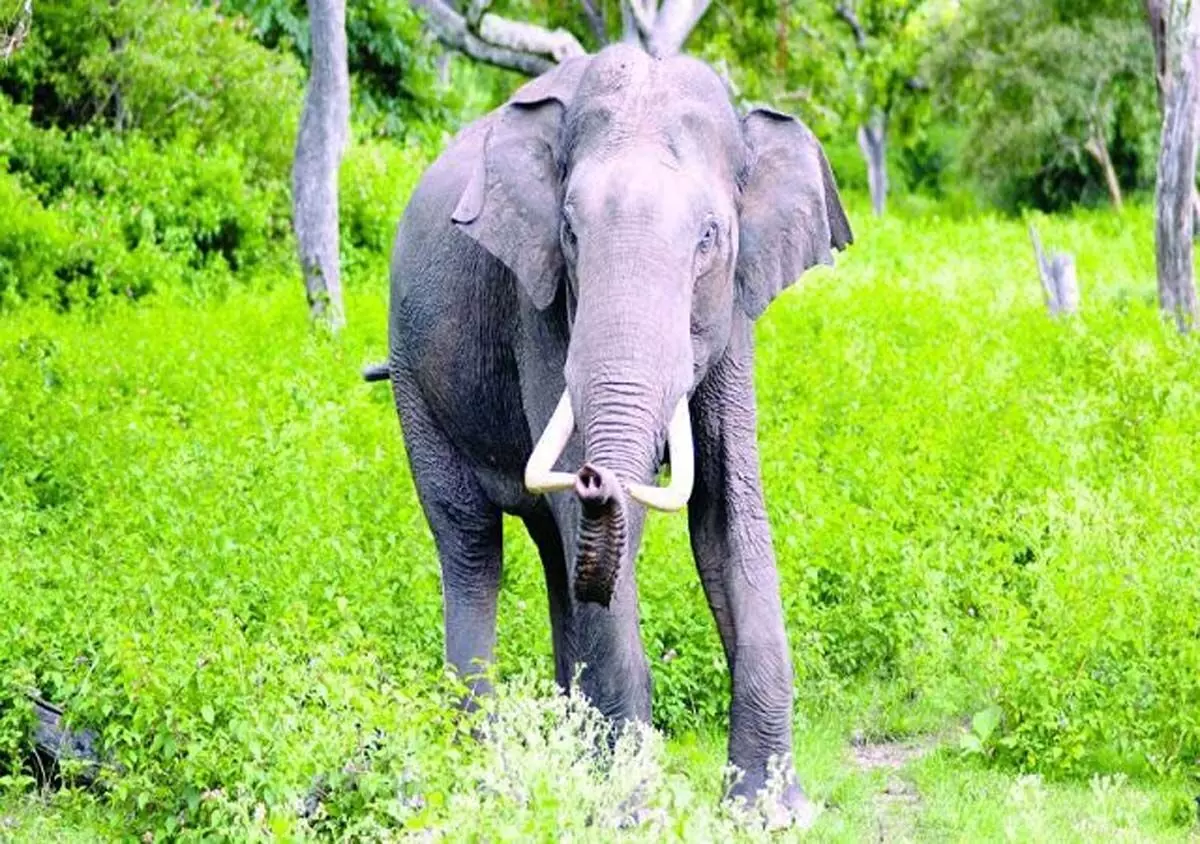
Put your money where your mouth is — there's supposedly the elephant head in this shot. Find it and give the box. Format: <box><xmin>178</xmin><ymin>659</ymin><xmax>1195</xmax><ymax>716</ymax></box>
<box><xmin>452</xmin><ymin>45</ymin><xmax>851</xmax><ymax>607</ymax></box>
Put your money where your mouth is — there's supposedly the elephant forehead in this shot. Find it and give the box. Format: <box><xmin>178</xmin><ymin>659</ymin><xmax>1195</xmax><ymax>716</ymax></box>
<box><xmin>563</xmin><ymin>89</ymin><xmax>741</xmax><ymax>180</ymax></box>
<box><xmin>570</xmin><ymin>155</ymin><xmax>704</xmax><ymax>224</ymax></box>
<box><xmin>574</xmin><ymin>43</ymin><xmax>656</xmax><ymax>101</ymax></box>
<box><xmin>563</xmin><ymin>47</ymin><xmax>739</xmax><ymax>166</ymax></box>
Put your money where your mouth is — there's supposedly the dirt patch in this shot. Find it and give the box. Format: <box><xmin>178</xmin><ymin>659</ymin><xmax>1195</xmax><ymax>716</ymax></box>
<box><xmin>850</xmin><ymin>735</ymin><xmax>940</xmax><ymax>772</ymax></box>
<box><xmin>848</xmin><ymin>734</ymin><xmax>947</xmax><ymax>842</ymax></box>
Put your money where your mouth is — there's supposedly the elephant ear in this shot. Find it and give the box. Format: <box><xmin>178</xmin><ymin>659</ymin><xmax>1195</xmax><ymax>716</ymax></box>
<box><xmin>735</xmin><ymin>107</ymin><xmax>853</xmax><ymax>319</ymax></box>
<box><xmin>452</xmin><ymin>58</ymin><xmax>590</xmax><ymax>310</ymax></box>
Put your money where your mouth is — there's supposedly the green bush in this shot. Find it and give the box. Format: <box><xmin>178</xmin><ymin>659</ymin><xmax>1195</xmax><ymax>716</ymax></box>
<box><xmin>0</xmin><ymin>0</ymin><xmax>302</xmax><ymax>172</ymax></box>
<box><xmin>0</xmin><ymin>99</ymin><xmax>296</xmax><ymax>308</ymax></box>
<box><xmin>339</xmin><ymin>137</ymin><xmax>429</xmax><ymax>256</ymax></box>
<box><xmin>0</xmin><ymin>0</ymin><xmax>310</xmax><ymax>310</ymax></box>
<box><xmin>3</xmin><ymin>202</ymin><xmax>1199</xmax><ymax>837</ymax></box>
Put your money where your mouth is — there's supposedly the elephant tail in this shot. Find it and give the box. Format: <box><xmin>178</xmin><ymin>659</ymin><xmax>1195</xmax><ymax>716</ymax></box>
<box><xmin>362</xmin><ymin>362</ymin><xmax>391</xmax><ymax>383</ymax></box>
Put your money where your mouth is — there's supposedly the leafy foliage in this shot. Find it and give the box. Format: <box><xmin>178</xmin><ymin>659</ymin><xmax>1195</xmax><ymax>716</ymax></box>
<box><xmin>0</xmin><ymin>0</ymin><xmax>303</xmax><ymax>167</ymax></box>
<box><xmin>0</xmin><ymin>99</ymin><xmax>291</xmax><ymax>308</ymax></box>
<box><xmin>927</xmin><ymin>0</ymin><xmax>1157</xmax><ymax>210</ymax></box>
<box><xmin>215</xmin><ymin>0</ymin><xmax>509</xmax><ymax>139</ymax></box>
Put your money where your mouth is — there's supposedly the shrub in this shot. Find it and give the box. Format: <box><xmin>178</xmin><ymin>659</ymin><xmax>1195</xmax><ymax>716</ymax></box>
<box><xmin>0</xmin><ymin>99</ymin><xmax>293</xmax><ymax>308</ymax></box>
<box><xmin>0</xmin><ymin>0</ymin><xmax>302</xmax><ymax>174</ymax></box>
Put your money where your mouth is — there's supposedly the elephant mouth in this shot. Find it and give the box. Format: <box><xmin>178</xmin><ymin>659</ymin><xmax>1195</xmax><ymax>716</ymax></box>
<box><xmin>523</xmin><ymin>389</ymin><xmax>694</xmax><ymax>607</ymax></box>
<box><xmin>523</xmin><ymin>390</ymin><xmax>694</xmax><ymax>512</ymax></box>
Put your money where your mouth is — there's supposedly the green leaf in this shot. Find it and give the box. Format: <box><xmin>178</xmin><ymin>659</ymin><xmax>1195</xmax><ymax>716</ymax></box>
<box><xmin>971</xmin><ymin>705</ymin><xmax>1003</xmax><ymax>743</ymax></box>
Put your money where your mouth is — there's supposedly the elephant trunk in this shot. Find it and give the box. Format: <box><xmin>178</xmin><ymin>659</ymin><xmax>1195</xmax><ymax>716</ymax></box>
<box><xmin>572</xmin><ymin>387</ymin><xmax>652</xmax><ymax>609</ymax></box>
<box><xmin>524</xmin><ymin>250</ymin><xmax>697</xmax><ymax>607</ymax></box>
<box><xmin>573</xmin><ymin>464</ymin><xmax>627</xmax><ymax>607</ymax></box>
<box><xmin>523</xmin><ymin>386</ymin><xmax>695</xmax><ymax>607</ymax></box>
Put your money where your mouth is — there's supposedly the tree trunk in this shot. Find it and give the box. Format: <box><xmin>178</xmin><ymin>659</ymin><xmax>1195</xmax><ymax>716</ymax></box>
<box><xmin>1155</xmin><ymin>0</ymin><xmax>1200</xmax><ymax>332</ymax></box>
<box><xmin>858</xmin><ymin>111</ymin><xmax>888</xmax><ymax>217</ymax></box>
<box><xmin>293</xmin><ymin>0</ymin><xmax>350</xmax><ymax>331</ymax></box>
<box><xmin>1085</xmin><ymin>134</ymin><xmax>1124</xmax><ymax>211</ymax></box>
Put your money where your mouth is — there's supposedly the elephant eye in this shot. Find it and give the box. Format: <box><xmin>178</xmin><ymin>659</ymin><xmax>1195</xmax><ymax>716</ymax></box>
<box><xmin>697</xmin><ymin>220</ymin><xmax>719</xmax><ymax>255</ymax></box>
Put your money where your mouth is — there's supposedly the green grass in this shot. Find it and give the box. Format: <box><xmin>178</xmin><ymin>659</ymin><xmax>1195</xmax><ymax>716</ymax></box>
<box><xmin>2</xmin><ymin>200</ymin><xmax>1200</xmax><ymax>839</ymax></box>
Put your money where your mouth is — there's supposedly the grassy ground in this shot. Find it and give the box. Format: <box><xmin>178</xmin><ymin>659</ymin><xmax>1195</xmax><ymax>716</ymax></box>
<box><xmin>2</xmin><ymin>724</ymin><xmax>1195</xmax><ymax>841</ymax></box>
<box><xmin>2</xmin><ymin>200</ymin><xmax>1200</xmax><ymax>839</ymax></box>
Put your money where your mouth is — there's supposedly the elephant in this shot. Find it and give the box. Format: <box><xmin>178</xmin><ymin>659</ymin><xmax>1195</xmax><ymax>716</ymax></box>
<box><xmin>368</xmin><ymin>43</ymin><xmax>852</xmax><ymax>821</ymax></box>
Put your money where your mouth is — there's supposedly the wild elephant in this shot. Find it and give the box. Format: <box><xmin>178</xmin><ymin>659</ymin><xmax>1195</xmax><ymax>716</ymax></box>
<box><xmin>367</xmin><ymin>43</ymin><xmax>852</xmax><ymax>822</ymax></box>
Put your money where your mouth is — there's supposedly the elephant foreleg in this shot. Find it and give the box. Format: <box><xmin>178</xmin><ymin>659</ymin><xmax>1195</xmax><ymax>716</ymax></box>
<box><xmin>687</xmin><ymin>317</ymin><xmax>812</xmax><ymax>823</ymax></box>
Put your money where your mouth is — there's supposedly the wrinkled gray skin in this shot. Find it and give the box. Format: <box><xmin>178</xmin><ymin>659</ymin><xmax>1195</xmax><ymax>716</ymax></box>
<box><xmin>386</xmin><ymin>44</ymin><xmax>851</xmax><ymax>818</ymax></box>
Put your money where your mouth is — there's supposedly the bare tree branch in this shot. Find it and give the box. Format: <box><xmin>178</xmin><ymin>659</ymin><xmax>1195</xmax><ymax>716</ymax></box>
<box><xmin>479</xmin><ymin>14</ymin><xmax>585</xmax><ymax>61</ymax></box>
<box><xmin>416</xmin><ymin>0</ymin><xmax>705</xmax><ymax>75</ymax></box>
<box><xmin>646</xmin><ymin>0</ymin><xmax>710</xmax><ymax>56</ymax></box>
<box><xmin>623</xmin><ymin>0</ymin><xmax>657</xmax><ymax>42</ymax></box>
<box><xmin>1084</xmin><ymin>132</ymin><xmax>1123</xmax><ymax>210</ymax></box>
<box><xmin>619</xmin><ymin>0</ymin><xmax>641</xmax><ymax>43</ymax></box>
<box><xmin>0</xmin><ymin>0</ymin><xmax>32</xmax><ymax>61</ymax></box>
<box><xmin>411</xmin><ymin>0</ymin><xmax>583</xmax><ymax>75</ymax></box>
<box><xmin>834</xmin><ymin>1</ymin><xmax>866</xmax><ymax>51</ymax></box>
<box><xmin>579</xmin><ymin>0</ymin><xmax>608</xmax><ymax>45</ymax></box>
<box><xmin>464</xmin><ymin>0</ymin><xmax>490</xmax><ymax>27</ymax></box>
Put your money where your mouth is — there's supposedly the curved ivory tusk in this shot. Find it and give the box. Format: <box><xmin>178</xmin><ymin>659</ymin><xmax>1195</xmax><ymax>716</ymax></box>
<box><xmin>627</xmin><ymin>398</ymin><xmax>694</xmax><ymax>512</ymax></box>
<box><xmin>525</xmin><ymin>390</ymin><xmax>578</xmax><ymax>494</ymax></box>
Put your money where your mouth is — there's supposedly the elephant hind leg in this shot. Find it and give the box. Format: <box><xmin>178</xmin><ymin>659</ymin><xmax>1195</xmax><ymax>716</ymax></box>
<box><xmin>521</xmin><ymin>505</ymin><xmax>573</xmax><ymax>691</ymax></box>
<box><xmin>523</xmin><ymin>502</ymin><xmax>651</xmax><ymax>728</ymax></box>
<box><xmin>392</xmin><ymin>375</ymin><xmax>503</xmax><ymax>705</ymax></box>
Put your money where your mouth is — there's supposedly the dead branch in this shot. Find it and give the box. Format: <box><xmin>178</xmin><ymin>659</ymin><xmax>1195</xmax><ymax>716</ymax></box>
<box><xmin>646</xmin><ymin>0</ymin><xmax>710</xmax><ymax>56</ymax></box>
<box><xmin>579</xmin><ymin>0</ymin><xmax>608</xmax><ymax>45</ymax></box>
<box><xmin>624</xmin><ymin>0</ymin><xmax>657</xmax><ymax>43</ymax></box>
<box><xmin>417</xmin><ymin>0</ymin><xmax>706</xmax><ymax>75</ymax></box>
<box><xmin>410</xmin><ymin>0</ymin><xmax>583</xmax><ymax>75</ymax></box>
<box><xmin>0</xmin><ymin>0</ymin><xmax>32</xmax><ymax>61</ymax></box>
<box><xmin>834</xmin><ymin>1</ymin><xmax>866</xmax><ymax>51</ymax></box>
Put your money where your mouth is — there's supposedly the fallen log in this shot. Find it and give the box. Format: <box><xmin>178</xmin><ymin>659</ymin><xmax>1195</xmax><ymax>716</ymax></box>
<box><xmin>28</xmin><ymin>696</ymin><xmax>101</xmax><ymax>786</ymax></box>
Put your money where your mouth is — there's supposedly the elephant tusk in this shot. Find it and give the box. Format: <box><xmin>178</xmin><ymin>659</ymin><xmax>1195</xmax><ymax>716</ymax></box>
<box><xmin>525</xmin><ymin>390</ymin><xmax>578</xmax><ymax>494</ymax></box>
<box><xmin>627</xmin><ymin>397</ymin><xmax>694</xmax><ymax>512</ymax></box>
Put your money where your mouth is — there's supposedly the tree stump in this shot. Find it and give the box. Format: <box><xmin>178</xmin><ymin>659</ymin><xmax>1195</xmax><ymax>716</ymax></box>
<box><xmin>1029</xmin><ymin>225</ymin><xmax>1079</xmax><ymax>316</ymax></box>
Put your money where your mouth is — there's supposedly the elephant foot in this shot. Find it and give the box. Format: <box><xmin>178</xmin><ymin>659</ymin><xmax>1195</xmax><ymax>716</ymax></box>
<box><xmin>761</xmin><ymin>782</ymin><xmax>820</xmax><ymax>831</ymax></box>
<box><xmin>726</xmin><ymin>767</ymin><xmax>820</xmax><ymax>831</ymax></box>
